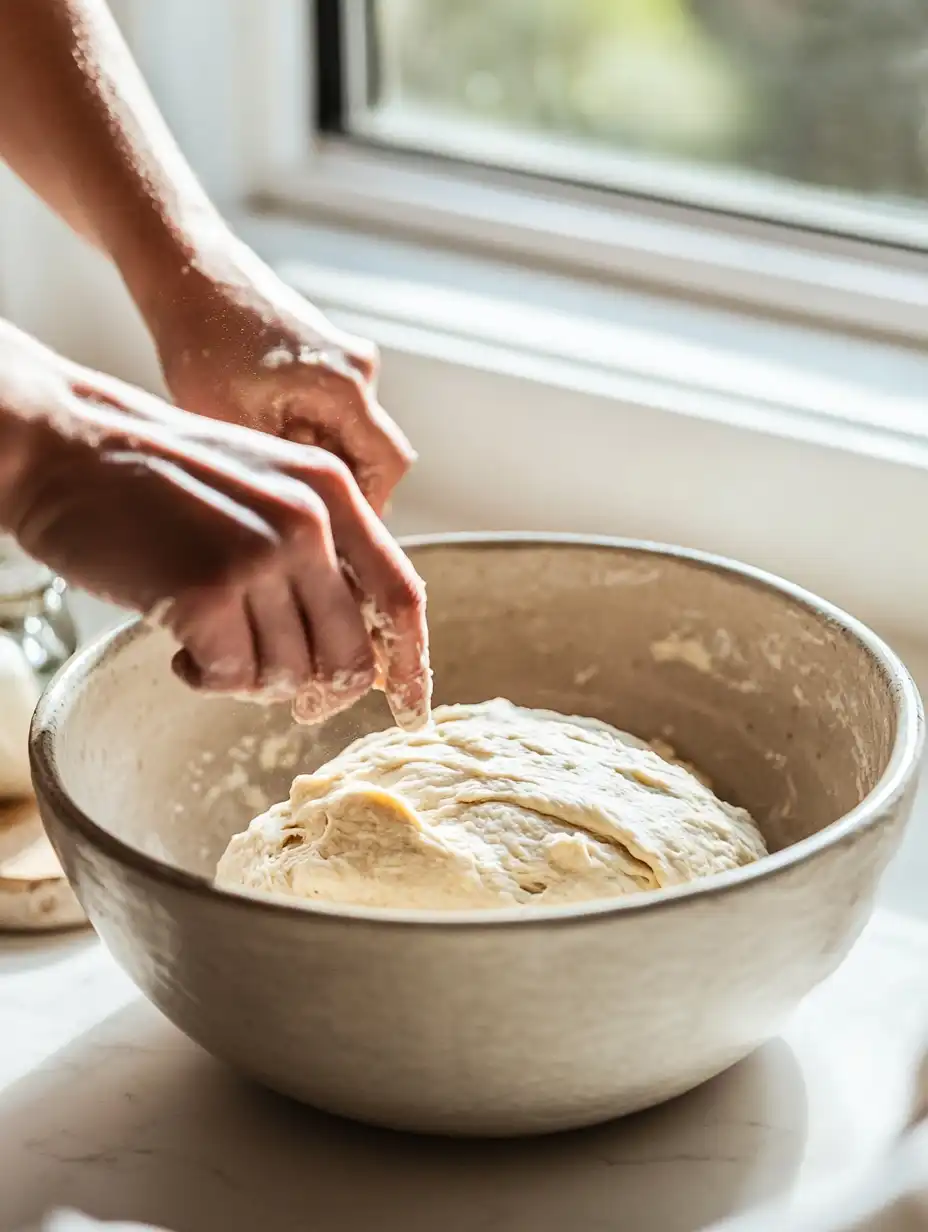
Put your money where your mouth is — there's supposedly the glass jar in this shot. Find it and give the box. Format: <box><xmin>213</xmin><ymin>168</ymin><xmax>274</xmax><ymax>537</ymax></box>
<box><xmin>0</xmin><ymin>535</ymin><xmax>78</xmax><ymax>686</ymax></box>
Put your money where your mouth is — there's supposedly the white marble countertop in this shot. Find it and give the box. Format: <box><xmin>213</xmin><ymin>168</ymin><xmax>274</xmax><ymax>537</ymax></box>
<box><xmin>2</xmin><ymin>911</ymin><xmax>928</xmax><ymax>1232</ymax></box>
<box><xmin>1</xmin><ymin>608</ymin><xmax>926</xmax><ymax>1232</ymax></box>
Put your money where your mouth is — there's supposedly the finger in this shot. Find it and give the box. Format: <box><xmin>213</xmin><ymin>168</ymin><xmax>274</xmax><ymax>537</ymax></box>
<box><xmin>368</xmin><ymin>397</ymin><xmax>416</xmax><ymax>467</ymax></box>
<box><xmin>171</xmin><ymin>648</ymin><xmax>201</xmax><ymax>688</ymax></box>
<box><xmin>57</xmin><ymin>390</ymin><xmax>331</xmax><ymax>703</ymax></box>
<box><xmin>180</xmin><ymin>460</ymin><xmax>374</xmax><ymax>713</ymax></box>
<box><xmin>279</xmin><ymin>416</ymin><xmax>399</xmax><ymax>519</ymax></box>
<box><xmin>169</xmin><ymin>590</ymin><xmax>258</xmax><ymax>692</ymax></box>
<box><xmin>275</xmin><ymin>366</ymin><xmax>414</xmax><ymax>507</ymax></box>
<box><xmin>71</xmin><ymin>389</ymin><xmax>315</xmax><ymax>539</ymax></box>
<box><xmin>71</xmin><ymin>371</ymin><xmax>196</xmax><ymax>435</ymax></box>
<box><xmin>245</xmin><ymin>573</ymin><xmax>313</xmax><ymax>697</ymax></box>
<box><xmin>288</xmin><ymin>456</ymin><xmax>431</xmax><ymax>729</ymax></box>
<box><xmin>287</xmin><ymin>507</ymin><xmax>376</xmax><ymax>724</ymax></box>
<box><xmin>291</xmin><ymin>564</ymin><xmax>373</xmax><ymax>685</ymax></box>
<box><xmin>354</xmin><ymin>461</ymin><xmax>399</xmax><ymax>519</ymax></box>
<box><xmin>290</xmin><ymin>616</ymin><xmax>375</xmax><ymax>723</ymax></box>
<box><xmin>74</xmin><ymin>392</ymin><xmax>386</xmax><ymax>719</ymax></box>
<box><xmin>348</xmin><ymin>396</ymin><xmax>415</xmax><ymax>515</ymax></box>
<box><xmin>102</xmin><ymin>408</ymin><xmax>330</xmax><ymax>584</ymax></box>
<box><xmin>337</xmin><ymin>331</ymin><xmax>380</xmax><ymax>385</ymax></box>
<box><xmin>79</xmin><ymin>411</ymin><xmax>318</xmax><ymax>694</ymax></box>
<box><xmin>280</xmin><ymin>418</ymin><xmax>352</xmax><ymax>475</ymax></box>
<box><xmin>84</xmin><ymin>340</ymin><xmax>410</xmax><ymax>516</ymax></box>
<box><xmin>361</xmin><ymin>589</ymin><xmax>431</xmax><ymax>731</ymax></box>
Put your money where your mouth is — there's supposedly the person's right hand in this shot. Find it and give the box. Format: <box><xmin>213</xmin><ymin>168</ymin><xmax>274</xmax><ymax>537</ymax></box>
<box><xmin>0</xmin><ymin>322</ymin><xmax>431</xmax><ymax>729</ymax></box>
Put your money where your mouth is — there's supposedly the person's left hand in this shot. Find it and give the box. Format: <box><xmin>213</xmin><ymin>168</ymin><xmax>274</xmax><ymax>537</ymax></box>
<box><xmin>147</xmin><ymin>235</ymin><xmax>415</xmax><ymax>516</ymax></box>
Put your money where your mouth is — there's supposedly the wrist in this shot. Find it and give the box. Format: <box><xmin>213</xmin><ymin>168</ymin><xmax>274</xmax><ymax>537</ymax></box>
<box><xmin>112</xmin><ymin>198</ymin><xmax>237</xmax><ymax>339</ymax></box>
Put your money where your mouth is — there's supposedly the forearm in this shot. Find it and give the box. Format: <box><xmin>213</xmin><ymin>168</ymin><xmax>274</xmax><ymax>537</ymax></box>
<box><xmin>0</xmin><ymin>0</ymin><xmax>228</xmax><ymax>321</ymax></box>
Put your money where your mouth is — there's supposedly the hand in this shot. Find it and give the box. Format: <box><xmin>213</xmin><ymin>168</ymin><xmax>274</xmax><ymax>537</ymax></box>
<box><xmin>0</xmin><ymin>322</ymin><xmax>431</xmax><ymax>729</ymax></box>
<box><xmin>147</xmin><ymin>235</ymin><xmax>415</xmax><ymax>516</ymax></box>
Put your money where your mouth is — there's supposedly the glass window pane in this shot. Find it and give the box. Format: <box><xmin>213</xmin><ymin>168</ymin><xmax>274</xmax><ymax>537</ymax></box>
<box><xmin>366</xmin><ymin>0</ymin><xmax>928</xmax><ymax>227</ymax></box>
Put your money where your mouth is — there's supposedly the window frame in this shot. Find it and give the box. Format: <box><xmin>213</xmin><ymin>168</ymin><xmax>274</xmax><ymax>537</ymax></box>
<box><xmin>294</xmin><ymin>0</ymin><xmax>928</xmax><ymax>345</ymax></box>
<box><xmin>316</xmin><ymin>0</ymin><xmax>928</xmax><ymax>253</ymax></box>
<box><xmin>122</xmin><ymin>0</ymin><xmax>928</xmax><ymax>346</ymax></box>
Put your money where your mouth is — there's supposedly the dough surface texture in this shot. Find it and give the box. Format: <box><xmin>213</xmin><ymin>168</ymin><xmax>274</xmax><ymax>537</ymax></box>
<box><xmin>215</xmin><ymin>699</ymin><xmax>767</xmax><ymax>910</ymax></box>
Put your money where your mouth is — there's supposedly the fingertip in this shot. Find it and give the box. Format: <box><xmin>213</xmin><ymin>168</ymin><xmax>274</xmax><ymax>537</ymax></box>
<box><xmin>364</xmin><ymin>489</ymin><xmax>387</xmax><ymax>518</ymax></box>
<box><xmin>368</xmin><ymin>594</ymin><xmax>432</xmax><ymax>731</ymax></box>
<box><xmin>345</xmin><ymin>339</ymin><xmax>379</xmax><ymax>384</ymax></box>
<box><xmin>171</xmin><ymin>648</ymin><xmax>201</xmax><ymax>688</ymax></box>
<box><xmin>352</xmin><ymin>466</ymin><xmax>389</xmax><ymax>517</ymax></box>
<box><xmin>381</xmin><ymin>666</ymin><xmax>433</xmax><ymax>732</ymax></box>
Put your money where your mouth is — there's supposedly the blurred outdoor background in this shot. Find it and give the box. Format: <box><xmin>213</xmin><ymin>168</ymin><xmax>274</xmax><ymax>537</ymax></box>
<box><xmin>372</xmin><ymin>0</ymin><xmax>928</xmax><ymax>207</ymax></box>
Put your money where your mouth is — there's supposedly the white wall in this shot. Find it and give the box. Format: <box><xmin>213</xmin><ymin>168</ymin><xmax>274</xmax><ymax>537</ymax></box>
<box><xmin>0</xmin><ymin>0</ymin><xmax>225</xmax><ymax>390</ymax></box>
<box><xmin>0</xmin><ymin>165</ymin><xmax>162</xmax><ymax>386</ymax></box>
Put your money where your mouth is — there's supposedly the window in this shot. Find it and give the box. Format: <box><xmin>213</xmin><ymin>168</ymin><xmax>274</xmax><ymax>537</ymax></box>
<box><xmin>316</xmin><ymin>0</ymin><xmax>928</xmax><ymax>245</ymax></box>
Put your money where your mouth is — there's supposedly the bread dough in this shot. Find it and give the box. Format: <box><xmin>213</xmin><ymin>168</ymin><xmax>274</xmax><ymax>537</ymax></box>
<box><xmin>216</xmin><ymin>699</ymin><xmax>767</xmax><ymax>910</ymax></box>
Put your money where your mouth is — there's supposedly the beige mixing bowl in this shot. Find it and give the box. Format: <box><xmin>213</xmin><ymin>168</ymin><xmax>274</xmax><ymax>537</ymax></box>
<box><xmin>30</xmin><ymin>535</ymin><xmax>924</xmax><ymax>1136</ymax></box>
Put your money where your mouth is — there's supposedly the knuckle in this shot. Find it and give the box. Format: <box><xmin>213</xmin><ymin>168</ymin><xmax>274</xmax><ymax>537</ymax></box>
<box><xmin>294</xmin><ymin>480</ymin><xmax>329</xmax><ymax>520</ymax></box>
<box><xmin>325</xmin><ymin>367</ymin><xmax>365</xmax><ymax>405</ymax></box>
<box><xmin>303</xmin><ymin>453</ymin><xmax>359</xmax><ymax>509</ymax></box>
<box><xmin>169</xmin><ymin>583</ymin><xmax>235</xmax><ymax>634</ymax></box>
<box><xmin>312</xmin><ymin>450</ymin><xmax>354</xmax><ymax>490</ymax></box>
<box><xmin>369</xmin><ymin>439</ymin><xmax>408</xmax><ymax>482</ymax></box>
<box><xmin>392</xmin><ymin>439</ymin><xmax>412</xmax><ymax>469</ymax></box>
<box><xmin>289</xmin><ymin>486</ymin><xmax>331</xmax><ymax>542</ymax></box>
<box><xmin>237</xmin><ymin>517</ymin><xmax>287</xmax><ymax>571</ymax></box>
<box><xmin>384</xmin><ymin>451</ymin><xmax>411</xmax><ymax>486</ymax></box>
<box><xmin>245</xmin><ymin>539</ymin><xmax>284</xmax><ymax>587</ymax></box>
<box><xmin>348</xmin><ymin>339</ymin><xmax>379</xmax><ymax>382</ymax></box>
<box><xmin>260</xmin><ymin>478</ymin><xmax>331</xmax><ymax>555</ymax></box>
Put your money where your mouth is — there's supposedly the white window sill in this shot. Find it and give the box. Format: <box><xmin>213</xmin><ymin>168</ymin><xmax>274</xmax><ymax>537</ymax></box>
<box><xmin>258</xmin><ymin>139</ymin><xmax>928</xmax><ymax>344</ymax></box>
<box><xmin>235</xmin><ymin>208</ymin><xmax>928</xmax><ymax>650</ymax></box>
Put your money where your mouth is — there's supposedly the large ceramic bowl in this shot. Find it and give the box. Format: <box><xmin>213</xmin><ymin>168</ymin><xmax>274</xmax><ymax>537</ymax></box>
<box><xmin>30</xmin><ymin>535</ymin><xmax>924</xmax><ymax>1136</ymax></box>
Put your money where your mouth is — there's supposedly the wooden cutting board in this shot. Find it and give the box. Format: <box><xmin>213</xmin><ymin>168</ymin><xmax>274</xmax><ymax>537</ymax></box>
<box><xmin>0</xmin><ymin>796</ymin><xmax>88</xmax><ymax>930</ymax></box>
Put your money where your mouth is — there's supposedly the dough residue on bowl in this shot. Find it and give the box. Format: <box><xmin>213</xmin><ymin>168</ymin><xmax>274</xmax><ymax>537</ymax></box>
<box><xmin>215</xmin><ymin>699</ymin><xmax>768</xmax><ymax>910</ymax></box>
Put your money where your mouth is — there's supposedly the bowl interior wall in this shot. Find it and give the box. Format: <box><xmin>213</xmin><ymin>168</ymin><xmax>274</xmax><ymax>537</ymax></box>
<box><xmin>48</xmin><ymin>543</ymin><xmax>897</xmax><ymax>876</ymax></box>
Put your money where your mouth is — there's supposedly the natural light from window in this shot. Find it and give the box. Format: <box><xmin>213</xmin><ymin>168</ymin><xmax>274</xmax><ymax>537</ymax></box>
<box><xmin>356</xmin><ymin>0</ymin><xmax>928</xmax><ymax>235</ymax></box>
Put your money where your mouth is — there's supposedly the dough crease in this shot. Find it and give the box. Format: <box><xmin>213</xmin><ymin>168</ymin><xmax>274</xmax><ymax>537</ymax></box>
<box><xmin>216</xmin><ymin>699</ymin><xmax>768</xmax><ymax>909</ymax></box>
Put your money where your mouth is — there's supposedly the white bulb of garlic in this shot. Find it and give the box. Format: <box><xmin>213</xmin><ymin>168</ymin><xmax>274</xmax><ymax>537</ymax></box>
<box><xmin>0</xmin><ymin>631</ymin><xmax>40</xmax><ymax>799</ymax></box>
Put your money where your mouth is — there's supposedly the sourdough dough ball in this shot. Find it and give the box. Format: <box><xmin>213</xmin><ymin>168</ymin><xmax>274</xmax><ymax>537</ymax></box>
<box><xmin>216</xmin><ymin>699</ymin><xmax>767</xmax><ymax>910</ymax></box>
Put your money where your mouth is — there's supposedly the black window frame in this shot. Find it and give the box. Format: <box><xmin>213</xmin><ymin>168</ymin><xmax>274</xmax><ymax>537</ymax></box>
<box><xmin>313</xmin><ymin>0</ymin><xmax>345</xmax><ymax>133</ymax></box>
<box><xmin>314</xmin><ymin>0</ymin><xmax>382</xmax><ymax>135</ymax></box>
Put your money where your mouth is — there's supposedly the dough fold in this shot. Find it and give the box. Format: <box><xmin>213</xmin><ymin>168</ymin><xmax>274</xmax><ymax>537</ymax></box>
<box><xmin>216</xmin><ymin>699</ymin><xmax>767</xmax><ymax>909</ymax></box>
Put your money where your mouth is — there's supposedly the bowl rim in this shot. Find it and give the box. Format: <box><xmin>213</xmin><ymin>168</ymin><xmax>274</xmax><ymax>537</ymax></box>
<box><xmin>30</xmin><ymin>532</ymin><xmax>925</xmax><ymax>930</ymax></box>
